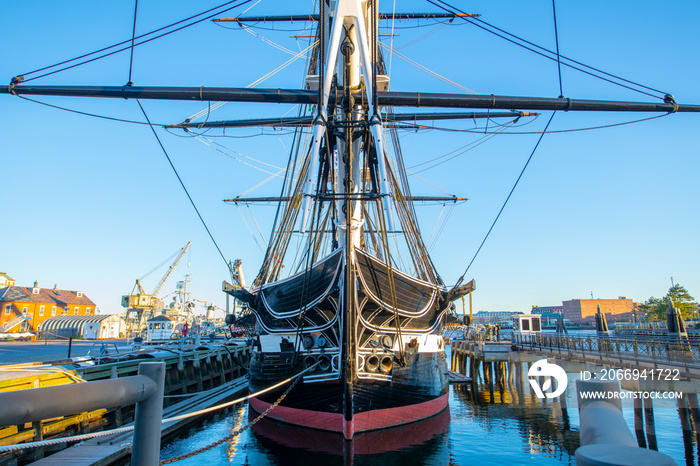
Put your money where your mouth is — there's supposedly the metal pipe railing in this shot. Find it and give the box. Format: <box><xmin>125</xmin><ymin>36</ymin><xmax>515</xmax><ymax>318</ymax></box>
<box><xmin>0</xmin><ymin>361</ymin><xmax>165</xmax><ymax>466</ymax></box>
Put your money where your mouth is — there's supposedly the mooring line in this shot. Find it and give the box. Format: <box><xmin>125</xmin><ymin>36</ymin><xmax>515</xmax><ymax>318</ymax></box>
<box><xmin>0</xmin><ymin>362</ymin><xmax>318</xmax><ymax>453</ymax></box>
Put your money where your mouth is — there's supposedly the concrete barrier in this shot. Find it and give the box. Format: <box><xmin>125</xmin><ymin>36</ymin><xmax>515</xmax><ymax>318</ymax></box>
<box><xmin>575</xmin><ymin>379</ymin><xmax>676</xmax><ymax>466</ymax></box>
<box><xmin>0</xmin><ymin>361</ymin><xmax>166</xmax><ymax>466</ymax></box>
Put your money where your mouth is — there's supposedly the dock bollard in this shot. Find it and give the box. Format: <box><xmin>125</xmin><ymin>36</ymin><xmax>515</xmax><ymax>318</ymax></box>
<box><xmin>132</xmin><ymin>362</ymin><xmax>166</xmax><ymax>466</ymax></box>
<box><xmin>574</xmin><ymin>379</ymin><xmax>675</xmax><ymax>466</ymax></box>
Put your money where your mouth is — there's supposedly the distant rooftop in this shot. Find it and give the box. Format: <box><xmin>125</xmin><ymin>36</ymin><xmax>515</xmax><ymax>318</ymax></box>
<box><xmin>0</xmin><ymin>284</ymin><xmax>95</xmax><ymax>306</ymax></box>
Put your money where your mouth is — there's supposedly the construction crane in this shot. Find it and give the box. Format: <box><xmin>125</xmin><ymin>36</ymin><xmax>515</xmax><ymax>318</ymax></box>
<box><xmin>122</xmin><ymin>241</ymin><xmax>191</xmax><ymax>335</ymax></box>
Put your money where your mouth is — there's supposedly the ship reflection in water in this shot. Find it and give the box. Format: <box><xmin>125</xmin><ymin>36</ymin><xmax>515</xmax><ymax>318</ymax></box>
<box><xmin>250</xmin><ymin>407</ymin><xmax>450</xmax><ymax>465</ymax></box>
<box><xmin>450</xmin><ymin>366</ymin><xmax>580</xmax><ymax>465</ymax></box>
<box><xmin>160</xmin><ymin>367</ymin><xmax>587</xmax><ymax>466</ymax></box>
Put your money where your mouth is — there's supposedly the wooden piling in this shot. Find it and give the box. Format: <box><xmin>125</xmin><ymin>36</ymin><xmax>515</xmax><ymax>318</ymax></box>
<box><xmin>679</xmin><ymin>396</ymin><xmax>692</xmax><ymax>432</ymax></box>
<box><xmin>685</xmin><ymin>392</ymin><xmax>700</xmax><ymax>453</ymax></box>
<box><xmin>686</xmin><ymin>392</ymin><xmax>700</xmax><ymax>429</ymax></box>
<box><xmin>217</xmin><ymin>348</ymin><xmax>226</xmax><ymax>385</ymax></box>
<box><xmin>559</xmin><ymin>385</ymin><xmax>570</xmax><ymax>430</ymax></box>
<box><xmin>508</xmin><ymin>362</ymin><xmax>514</xmax><ymax>385</ymax></box>
<box><xmin>32</xmin><ymin>420</ymin><xmax>44</xmax><ymax>461</ymax></box>
<box><xmin>643</xmin><ymin>396</ymin><xmax>658</xmax><ymax>450</ymax></box>
<box><xmin>194</xmin><ymin>353</ymin><xmax>204</xmax><ymax>392</ymax></box>
<box><xmin>633</xmin><ymin>396</ymin><xmax>646</xmax><ymax>448</ymax></box>
<box><xmin>678</xmin><ymin>395</ymin><xmax>695</xmax><ymax>463</ymax></box>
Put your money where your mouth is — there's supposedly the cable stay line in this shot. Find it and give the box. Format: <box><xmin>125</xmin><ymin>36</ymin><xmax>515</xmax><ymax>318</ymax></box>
<box><xmin>137</xmin><ymin>100</ymin><xmax>233</xmax><ymax>275</ymax></box>
<box><xmin>138</xmin><ymin>248</ymin><xmax>184</xmax><ymax>282</ymax></box>
<box><xmin>454</xmin><ymin>112</ymin><xmax>557</xmax><ymax>287</ymax></box>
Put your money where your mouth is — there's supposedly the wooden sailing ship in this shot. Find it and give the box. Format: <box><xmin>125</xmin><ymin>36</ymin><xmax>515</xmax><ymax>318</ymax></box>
<box><xmin>4</xmin><ymin>0</ymin><xmax>699</xmax><ymax>441</ymax></box>
<box><xmin>223</xmin><ymin>1</ymin><xmax>478</xmax><ymax>438</ymax></box>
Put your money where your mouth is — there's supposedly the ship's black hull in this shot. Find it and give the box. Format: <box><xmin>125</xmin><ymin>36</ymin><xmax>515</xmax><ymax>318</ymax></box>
<box><xmin>248</xmin><ymin>349</ymin><xmax>449</xmax><ymax>438</ymax></box>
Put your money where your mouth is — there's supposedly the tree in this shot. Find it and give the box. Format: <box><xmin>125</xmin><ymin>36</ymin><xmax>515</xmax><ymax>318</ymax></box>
<box><xmin>639</xmin><ymin>284</ymin><xmax>698</xmax><ymax>321</ymax></box>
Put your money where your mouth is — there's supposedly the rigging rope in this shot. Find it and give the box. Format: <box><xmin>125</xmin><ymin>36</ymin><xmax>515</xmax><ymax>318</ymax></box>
<box><xmin>239</xmin><ymin>23</ymin><xmax>298</xmax><ymax>56</ymax></box>
<box><xmin>236</xmin><ymin>206</ymin><xmax>267</xmax><ymax>254</ymax></box>
<box><xmin>455</xmin><ymin>111</ymin><xmax>557</xmax><ymax>287</ymax></box>
<box><xmin>137</xmin><ymin>100</ymin><xmax>233</xmax><ymax>276</ymax></box>
<box><xmin>426</xmin><ymin>0</ymin><xmax>669</xmax><ymax>100</ymax></box>
<box><xmin>247</xmin><ymin>204</ymin><xmax>269</xmax><ymax>247</ymax></box>
<box><xmin>127</xmin><ymin>0</ymin><xmax>139</xmax><ymax>84</ymax></box>
<box><xmin>17</xmin><ymin>0</ymin><xmax>255</xmax><ymax>83</ymax></box>
<box><xmin>426</xmin><ymin>203</ymin><xmax>446</xmax><ymax>247</ymax></box>
<box><xmin>408</xmin><ymin>113</ymin><xmax>668</xmax><ymax>135</ymax></box>
<box><xmin>375</xmin><ymin>199</ymin><xmax>407</xmax><ymax>365</ymax></box>
<box><xmin>428</xmin><ymin>202</ymin><xmax>455</xmax><ymax>252</ymax></box>
<box><xmin>0</xmin><ymin>362</ymin><xmax>318</xmax><ymax>455</ymax></box>
<box><xmin>405</xmin><ymin>170</ymin><xmax>457</xmax><ymax>196</ymax></box>
<box><xmin>159</xmin><ymin>373</ymin><xmax>301</xmax><ymax>465</ymax></box>
<box><xmin>396</xmin><ymin>22</ymin><xmax>446</xmax><ymax>51</ymax></box>
<box><xmin>185</xmin><ymin>41</ymin><xmax>317</xmax><ymax>123</ymax></box>
<box><xmin>551</xmin><ymin>0</ymin><xmax>564</xmax><ymax>97</ymax></box>
<box><xmin>233</xmin><ymin>168</ymin><xmax>287</xmax><ymax>198</ymax></box>
<box><xmin>193</xmin><ymin>134</ymin><xmax>286</xmax><ymax>176</ymax></box>
<box><xmin>388</xmin><ymin>0</ymin><xmax>397</xmax><ymax>75</ymax></box>
<box><xmin>408</xmin><ymin>119</ymin><xmax>515</xmax><ymax>174</ymax></box>
<box><xmin>379</xmin><ymin>42</ymin><xmax>477</xmax><ymax>95</ymax></box>
<box><xmin>9</xmin><ymin>94</ymin><xmax>163</xmax><ymax>125</ymax></box>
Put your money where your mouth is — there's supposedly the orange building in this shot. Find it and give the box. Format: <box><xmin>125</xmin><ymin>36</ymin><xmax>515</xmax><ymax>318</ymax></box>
<box><xmin>0</xmin><ymin>281</ymin><xmax>97</xmax><ymax>333</ymax></box>
<box><xmin>0</xmin><ymin>272</ymin><xmax>15</xmax><ymax>287</ymax></box>
<box><xmin>562</xmin><ymin>298</ymin><xmax>634</xmax><ymax>324</ymax></box>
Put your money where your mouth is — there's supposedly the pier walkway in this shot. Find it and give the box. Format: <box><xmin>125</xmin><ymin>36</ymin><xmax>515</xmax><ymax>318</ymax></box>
<box><xmin>450</xmin><ymin>331</ymin><xmax>700</xmax><ymax>458</ymax></box>
<box><xmin>452</xmin><ymin>333</ymin><xmax>700</xmax><ymax>391</ymax></box>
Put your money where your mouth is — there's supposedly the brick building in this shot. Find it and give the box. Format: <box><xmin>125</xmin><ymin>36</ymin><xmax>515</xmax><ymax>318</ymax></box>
<box><xmin>0</xmin><ymin>281</ymin><xmax>97</xmax><ymax>333</ymax></box>
<box><xmin>562</xmin><ymin>298</ymin><xmax>634</xmax><ymax>324</ymax></box>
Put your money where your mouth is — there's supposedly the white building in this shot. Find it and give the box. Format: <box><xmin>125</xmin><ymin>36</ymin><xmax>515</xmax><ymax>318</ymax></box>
<box><xmin>38</xmin><ymin>314</ymin><xmax>125</xmax><ymax>339</ymax></box>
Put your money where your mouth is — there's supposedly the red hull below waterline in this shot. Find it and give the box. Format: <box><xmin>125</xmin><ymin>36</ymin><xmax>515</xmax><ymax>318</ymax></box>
<box><xmin>249</xmin><ymin>392</ymin><xmax>449</xmax><ymax>439</ymax></box>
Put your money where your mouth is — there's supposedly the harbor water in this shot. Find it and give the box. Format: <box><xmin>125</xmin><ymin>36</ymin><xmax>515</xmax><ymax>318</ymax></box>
<box><xmin>160</xmin><ymin>346</ymin><xmax>694</xmax><ymax>465</ymax></box>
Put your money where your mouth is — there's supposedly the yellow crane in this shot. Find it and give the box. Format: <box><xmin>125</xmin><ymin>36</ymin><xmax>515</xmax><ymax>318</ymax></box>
<box><xmin>122</xmin><ymin>242</ymin><xmax>191</xmax><ymax>335</ymax></box>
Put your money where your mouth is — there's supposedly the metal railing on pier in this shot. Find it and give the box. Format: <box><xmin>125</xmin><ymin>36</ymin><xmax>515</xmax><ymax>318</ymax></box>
<box><xmin>512</xmin><ymin>333</ymin><xmax>700</xmax><ymax>375</ymax></box>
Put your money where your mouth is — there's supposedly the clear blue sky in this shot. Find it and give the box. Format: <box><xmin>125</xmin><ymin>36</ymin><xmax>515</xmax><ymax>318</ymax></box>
<box><xmin>1</xmin><ymin>0</ymin><xmax>698</xmax><ymax>317</ymax></box>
